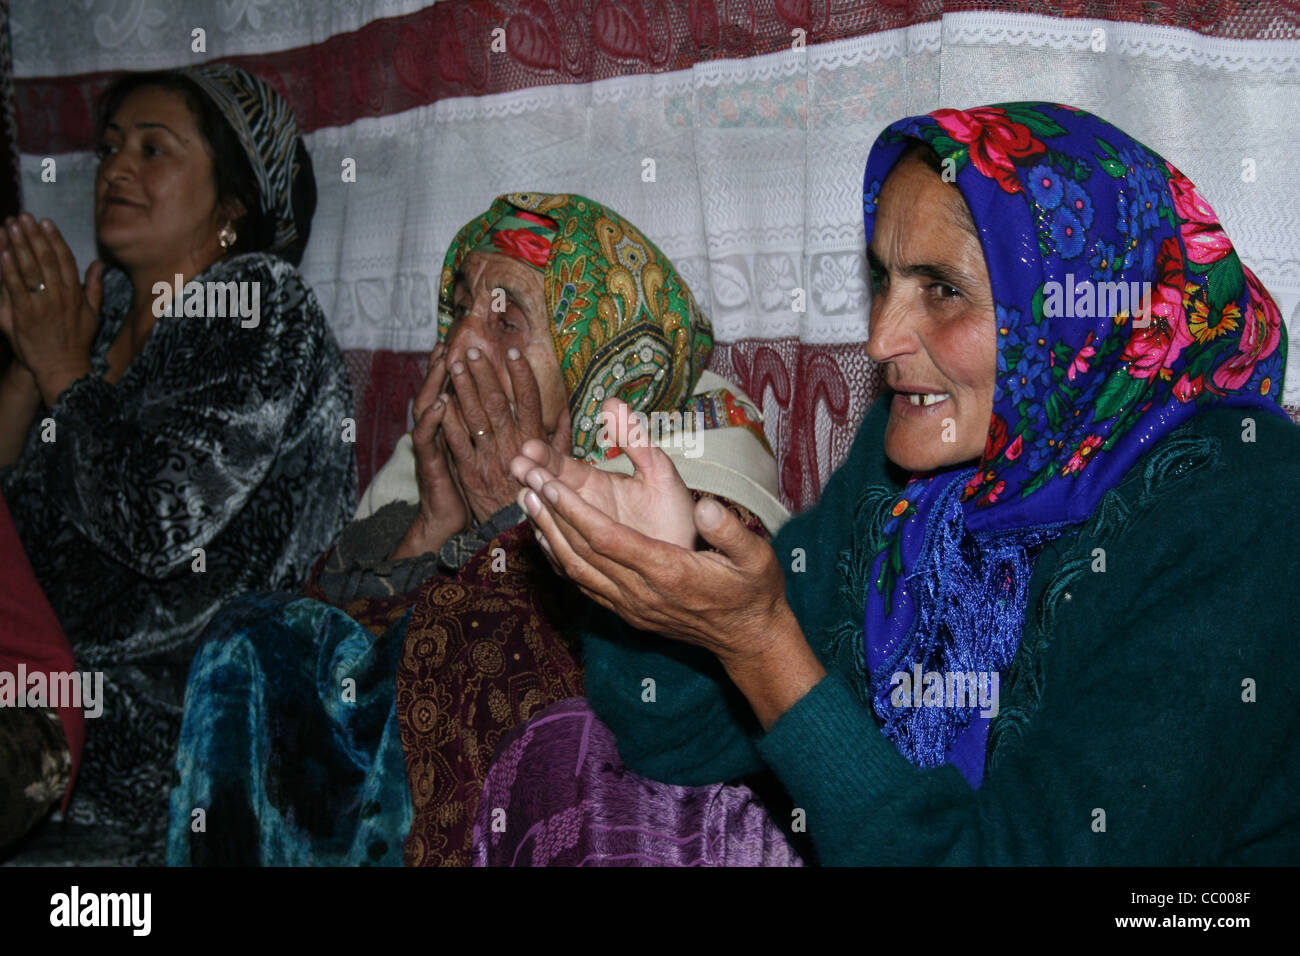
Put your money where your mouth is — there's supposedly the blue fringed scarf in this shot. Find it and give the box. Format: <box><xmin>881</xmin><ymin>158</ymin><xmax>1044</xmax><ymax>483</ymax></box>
<box><xmin>864</xmin><ymin>469</ymin><xmax>1061</xmax><ymax>786</ymax></box>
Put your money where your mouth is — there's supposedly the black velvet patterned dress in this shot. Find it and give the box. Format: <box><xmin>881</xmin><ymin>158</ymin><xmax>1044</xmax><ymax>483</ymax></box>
<box><xmin>0</xmin><ymin>251</ymin><xmax>357</xmax><ymax>864</ymax></box>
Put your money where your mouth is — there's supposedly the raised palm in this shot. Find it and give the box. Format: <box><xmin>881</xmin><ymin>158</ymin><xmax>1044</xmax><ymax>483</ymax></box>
<box><xmin>511</xmin><ymin>398</ymin><xmax>697</xmax><ymax>551</ymax></box>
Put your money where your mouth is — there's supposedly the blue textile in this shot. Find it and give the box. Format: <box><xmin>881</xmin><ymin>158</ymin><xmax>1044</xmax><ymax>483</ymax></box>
<box><xmin>167</xmin><ymin>593</ymin><xmax>411</xmax><ymax>865</ymax></box>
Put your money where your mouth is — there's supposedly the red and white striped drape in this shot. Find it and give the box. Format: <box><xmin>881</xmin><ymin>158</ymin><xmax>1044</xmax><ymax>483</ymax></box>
<box><xmin>12</xmin><ymin>0</ymin><xmax>1300</xmax><ymax>506</ymax></box>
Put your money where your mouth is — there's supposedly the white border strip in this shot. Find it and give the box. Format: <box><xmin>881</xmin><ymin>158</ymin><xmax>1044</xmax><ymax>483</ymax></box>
<box><xmin>942</xmin><ymin>10</ymin><xmax>1300</xmax><ymax>72</ymax></box>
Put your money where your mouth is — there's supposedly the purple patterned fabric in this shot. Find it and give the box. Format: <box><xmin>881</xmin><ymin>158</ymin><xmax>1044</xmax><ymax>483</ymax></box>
<box><xmin>472</xmin><ymin>699</ymin><xmax>803</xmax><ymax>867</ymax></box>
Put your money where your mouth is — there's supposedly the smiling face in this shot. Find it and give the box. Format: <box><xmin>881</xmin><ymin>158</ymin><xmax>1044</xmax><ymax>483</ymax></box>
<box><xmin>94</xmin><ymin>85</ymin><xmax>234</xmax><ymax>277</ymax></box>
<box><xmin>865</xmin><ymin>155</ymin><xmax>998</xmax><ymax>473</ymax></box>
<box><xmin>445</xmin><ymin>250</ymin><xmax>567</xmax><ymax>434</ymax></box>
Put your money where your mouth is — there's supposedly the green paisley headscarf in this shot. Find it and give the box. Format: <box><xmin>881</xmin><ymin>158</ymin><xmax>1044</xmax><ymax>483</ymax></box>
<box><xmin>436</xmin><ymin>193</ymin><xmax>714</xmax><ymax>461</ymax></box>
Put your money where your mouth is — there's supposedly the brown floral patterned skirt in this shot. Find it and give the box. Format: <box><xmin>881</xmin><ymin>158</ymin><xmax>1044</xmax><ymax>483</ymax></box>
<box><xmin>396</xmin><ymin>522</ymin><xmax>585</xmax><ymax>865</ymax></box>
<box><xmin>395</xmin><ymin>496</ymin><xmax>768</xmax><ymax>866</ymax></box>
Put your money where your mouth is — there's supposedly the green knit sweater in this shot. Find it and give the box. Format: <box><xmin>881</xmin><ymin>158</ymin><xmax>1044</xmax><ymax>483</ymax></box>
<box><xmin>581</xmin><ymin>399</ymin><xmax>1300</xmax><ymax>865</ymax></box>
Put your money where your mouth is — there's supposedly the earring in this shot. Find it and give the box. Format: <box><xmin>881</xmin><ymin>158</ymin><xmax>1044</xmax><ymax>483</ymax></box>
<box><xmin>217</xmin><ymin>222</ymin><xmax>237</xmax><ymax>250</ymax></box>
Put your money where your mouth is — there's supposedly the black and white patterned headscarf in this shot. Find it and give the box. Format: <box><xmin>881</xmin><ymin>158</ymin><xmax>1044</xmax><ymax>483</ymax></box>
<box><xmin>182</xmin><ymin>62</ymin><xmax>306</xmax><ymax>259</ymax></box>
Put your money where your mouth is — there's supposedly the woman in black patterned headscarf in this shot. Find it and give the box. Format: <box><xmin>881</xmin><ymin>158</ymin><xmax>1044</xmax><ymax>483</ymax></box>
<box><xmin>0</xmin><ymin>63</ymin><xmax>355</xmax><ymax>864</ymax></box>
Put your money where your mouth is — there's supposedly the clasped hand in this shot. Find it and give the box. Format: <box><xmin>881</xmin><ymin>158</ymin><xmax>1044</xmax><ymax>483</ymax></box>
<box><xmin>392</xmin><ymin>342</ymin><xmax>572</xmax><ymax>559</ymax></box>
<box><xmin>0</xmin><ymin>214</ymin><xmax>103</xmax><ymax>405</ymax></box>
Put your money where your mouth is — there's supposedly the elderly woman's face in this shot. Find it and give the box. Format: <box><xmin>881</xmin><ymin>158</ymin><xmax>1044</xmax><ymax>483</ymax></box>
<box><xmin>94</xmin><ymin>86</ymin><xmax>228</xmax><ymax>272</ymax></box>
<box><xmin>866</xmin><ymin>157</ymin><xmax>997</xmax><ymax>472</ymax></box>
<box><xmin>446</xmin><ymin>251</ymin><xmax>567</xmax><ymax>433</ymax></box>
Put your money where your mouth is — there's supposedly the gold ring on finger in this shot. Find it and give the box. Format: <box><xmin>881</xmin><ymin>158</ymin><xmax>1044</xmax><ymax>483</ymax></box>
<box><xmin>473</xmin><ymin>428</ymin><xmax>488</xmax><ymax>438</ymax></box>
<box><xmin>30</xmin><ymin>282</ymin><xmax>46</xmax><ymax>293</ymax></box>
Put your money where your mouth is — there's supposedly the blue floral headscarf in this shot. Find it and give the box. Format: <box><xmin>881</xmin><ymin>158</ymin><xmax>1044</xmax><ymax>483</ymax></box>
<box><xmin>860</xmin><ymin>103</ymin><xmax>1288</xmax><ymax>787</ymax></box>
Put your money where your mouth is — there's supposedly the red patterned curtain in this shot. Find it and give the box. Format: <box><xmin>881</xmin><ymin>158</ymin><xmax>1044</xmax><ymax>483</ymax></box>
<box><xmin>11</xmin><ymin>1</ymin><xmax>1300</xmax><ymax>506</ymax></box>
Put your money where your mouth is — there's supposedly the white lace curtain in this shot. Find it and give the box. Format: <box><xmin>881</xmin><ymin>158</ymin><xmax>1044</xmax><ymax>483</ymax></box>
<box><xmin>12</xmin><ymin>2</ymin><xmax>1300</xmax><ymax>500</ymax></box>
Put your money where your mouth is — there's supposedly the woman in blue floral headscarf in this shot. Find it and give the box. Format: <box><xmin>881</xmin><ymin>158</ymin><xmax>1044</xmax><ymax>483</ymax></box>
<box><xmin>481</xmin><ymin>103</ymin><xmax>1299</xmax><ymax>866</ymax></box>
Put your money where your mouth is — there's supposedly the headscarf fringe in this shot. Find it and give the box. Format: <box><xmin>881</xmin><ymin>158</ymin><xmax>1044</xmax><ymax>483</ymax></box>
<box><xmin>868</xmin><ymin>478</ymin><xmax>1057</xmax><ymax>769</ymax></box>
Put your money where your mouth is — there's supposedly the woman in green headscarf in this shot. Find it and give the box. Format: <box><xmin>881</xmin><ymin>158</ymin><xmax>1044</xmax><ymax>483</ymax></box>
<box><xmin>168</xmin><ymin>193</ymin><xmax>785</xmax><ymax>866</ymax></box>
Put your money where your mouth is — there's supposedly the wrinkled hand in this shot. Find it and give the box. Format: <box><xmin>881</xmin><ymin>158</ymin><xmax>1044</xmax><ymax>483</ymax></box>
<box><xmin>510</xmin><ymin>397</ymin><xmax>789</xmax><ymax>669</ymax></box>
<box><xmin>442</xmin><ymin>345</ymin><xmax>571</xmax><ymax>525</ymax></box>
<box><xmin>391</xmin><ymin>343</ymin><xmax>470</xmax><ymax>559</ymax></box>
<box><xmin>510</xmin><ymin>397</ymin><xmax>697</xmax><ymax>551</ymax></box>
<box><xmin>0</xmin><ymin>214</ymin><xmax>103</xmax><ymax>404</ymax></box>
